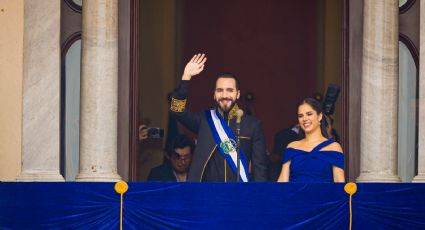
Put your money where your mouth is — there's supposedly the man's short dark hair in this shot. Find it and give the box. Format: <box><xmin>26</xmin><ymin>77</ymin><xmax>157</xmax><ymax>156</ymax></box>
<box><xmin>216</xmin><ymin>72</ymin><xmax>240</xmax><ymax>90</ymax></box>
<box><xmin>167</xmin><ymin>134</ymin><xmax>194</xmax><ymax>156</ymax></box>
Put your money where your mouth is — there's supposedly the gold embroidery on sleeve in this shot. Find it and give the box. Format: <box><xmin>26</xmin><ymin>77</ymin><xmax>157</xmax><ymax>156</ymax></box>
<box><xmin>170</xmin><ymin>98</ymin><xmax>187</xmax><ymax>112</ymax></box>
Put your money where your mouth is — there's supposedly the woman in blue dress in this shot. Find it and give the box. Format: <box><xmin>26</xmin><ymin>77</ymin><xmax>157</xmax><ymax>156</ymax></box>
<box><xmin>277</xmin><ymin>98</ymin><xmax>345</xmax><ymax>182</ymax></box>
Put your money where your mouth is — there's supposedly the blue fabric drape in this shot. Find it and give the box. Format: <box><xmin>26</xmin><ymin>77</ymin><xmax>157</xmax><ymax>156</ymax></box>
<box><xmin>1</xmin><ymin>182</ymin><xmax>425</xmax><ymax>229</ymax></box>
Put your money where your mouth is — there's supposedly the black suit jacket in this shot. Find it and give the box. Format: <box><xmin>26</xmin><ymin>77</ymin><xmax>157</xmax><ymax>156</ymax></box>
<box><xmin>147</xmin><ymin>161</ymin><xmax>177</xmax><ymax>182</ymax></box>
<box><xmin>170</xmin><ymin>81</ymin><xmax>268</xmax><ymax>182</ymax></box>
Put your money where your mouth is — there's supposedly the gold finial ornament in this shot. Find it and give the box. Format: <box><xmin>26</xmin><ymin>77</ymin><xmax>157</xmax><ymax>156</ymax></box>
<box><xmin>344</xmin><ymin>182</ymin><xmax>357</xmax><ymax>195</ymax></box>
<box><xmin>114</xmin><ymin>181</ymin><xmax>129</xmax><ymax>194</ymax></box>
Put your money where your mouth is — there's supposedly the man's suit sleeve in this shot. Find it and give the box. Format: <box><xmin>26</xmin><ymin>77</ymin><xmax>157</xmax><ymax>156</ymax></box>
<box><xmin>169</xmin><ymin>80</ymin><xmax>202</xmax><ymax>134</ymax></box>
<box><xmin>252</xmin><ymin>121</ymin><xmax>269</xmax><ymax>181</ymax></box>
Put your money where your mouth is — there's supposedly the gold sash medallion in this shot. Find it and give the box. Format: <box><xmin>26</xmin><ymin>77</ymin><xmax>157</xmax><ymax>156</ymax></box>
<box><xmin>220</xmin><ymin>138</ymin><xmax>237</xmax><ymax>154</ymax></box>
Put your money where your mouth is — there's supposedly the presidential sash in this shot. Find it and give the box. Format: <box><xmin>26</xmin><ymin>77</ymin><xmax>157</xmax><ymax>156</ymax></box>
<box><xmin>205</xmin><ymin>109</ymin><xmax>250</xmax><ymax>182</ymax></box>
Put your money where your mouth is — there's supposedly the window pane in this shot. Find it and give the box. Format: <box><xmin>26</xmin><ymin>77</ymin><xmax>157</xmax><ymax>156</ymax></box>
<box><xmin>398</xmin><ymin>41</ymin><xmax>418</xmax><ymax>182</ymax></box>
<box><xmin>64</xmin><ymin>39</ymin><xmax>81</xmax><ymax>181</ymax></box>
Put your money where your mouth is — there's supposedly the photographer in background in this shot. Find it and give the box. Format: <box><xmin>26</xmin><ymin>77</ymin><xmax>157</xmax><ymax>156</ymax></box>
<box><xmin>321</xmin><ymin>84</ymin><xmax>340</xmax><ymax>143</ymax></box>
<box><xmin>137</xmin><ymin>121</ymin><xmax>165</xmax><ymax>181</ymax></box>
<box><xmin>148</xmin><ymin>134</ymin><xmax>195</xmax><ymax>182</ymax></box>
<box><xmin>139</xmin><ymin>125</ymin><xmax>149</xmax><ymax>141</ymax></box>
<box><xmin>139</xmin><ymin>125</ymin><xmax>164</xmax><ymax>141</ymax></box>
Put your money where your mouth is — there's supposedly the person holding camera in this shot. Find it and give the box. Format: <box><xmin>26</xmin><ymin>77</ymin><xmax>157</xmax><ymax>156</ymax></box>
<box><xmin>139</xmin><ymin>125</ymin><xmax>164</xmax><ymax>141</ymax></box>
<box><xmin>139</xmin><ymin>125</ymin><xmax>149</xmax><ymax>141</ymax></box>
<box><xmin>147</xmin><ymin>134</ymin><xmax>194</xmax><ymax>182</ymax></box>
<box><xmin>169</xmin><ymin>53</ymin><xmax>268</xmax><ymax>182</ymax></box>
<box><xmin>277</xmin><ymin>98</ymin><xmax>345</xmax><ymax>182</ymax></box>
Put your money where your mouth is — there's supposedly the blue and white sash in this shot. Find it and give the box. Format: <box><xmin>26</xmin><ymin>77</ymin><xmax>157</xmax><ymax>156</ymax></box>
<box><xmin>205</xmin><ymin>109</ymin><xmax>250</xmax><ymax>182</ymax></box>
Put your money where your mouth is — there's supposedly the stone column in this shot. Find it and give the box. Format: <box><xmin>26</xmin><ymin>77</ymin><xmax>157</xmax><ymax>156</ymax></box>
<box><xmin>76</xmin><ymin>0</ymin><xmax>121</xmax><ymax>181</ymax></box>
<box><xmin>17</xmin><ymin>0</ymin><xmax>64</xmax><ymax>181</ymax></box>
<box><xmin>413</xmin><ymin>0</ymin><xmax>425</xmax><ymax>182</ymax></box>
<box><xmin>357</xmin><ymin>0</ymin><xmax>400</xmax><ymax>182</ymax></box>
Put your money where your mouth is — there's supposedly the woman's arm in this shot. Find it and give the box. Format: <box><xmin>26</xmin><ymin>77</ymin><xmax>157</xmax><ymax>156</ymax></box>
<box><xmin>326</xmin><ymin>142</ymin><xmax>345</xmax><ymax>182</ymax></box>
<box><xmin>333</xmin><ymin>166</ymin><xmax>345</xmax><ymax>182</ymax></box>
<box><xmin>277</xmin><ymin>161</ymin><xmax>291</xmax><ymax>182</ymax></box>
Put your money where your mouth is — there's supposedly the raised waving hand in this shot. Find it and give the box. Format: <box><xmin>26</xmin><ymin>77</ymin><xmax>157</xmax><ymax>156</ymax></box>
<box><xmin>182</xmin><ymin>53</ymin><xmax>207</xmax><ymax>80</ymax></box>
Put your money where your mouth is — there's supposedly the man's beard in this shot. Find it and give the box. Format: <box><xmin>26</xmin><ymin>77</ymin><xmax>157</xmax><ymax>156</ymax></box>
<box><xmin>215</xmin><ymin>98</ymin><xmax>236</xmax><ymax>113</ymax></box>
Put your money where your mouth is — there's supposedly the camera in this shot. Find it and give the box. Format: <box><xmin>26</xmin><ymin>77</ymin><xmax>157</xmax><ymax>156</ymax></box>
<box><xmin>147</xmin><ymin>127</ymin><xmax>164</xmax><ymax>139</ymax></box>
<box><xmin>322</xmin><ymin>84</ymin><xmax>340</xmax><ymax>116</ymax></box>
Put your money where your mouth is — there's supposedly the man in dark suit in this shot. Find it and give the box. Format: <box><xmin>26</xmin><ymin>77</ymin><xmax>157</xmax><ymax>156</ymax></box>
<box><xmin>170</xmin><ymin>53</ymin><xmax>268</xmax><ymax>182</ymax></box>
<box><xmin>147</xmin><ymin>134</ymin><xmax>194</xmax><ymax>182</ymax></box>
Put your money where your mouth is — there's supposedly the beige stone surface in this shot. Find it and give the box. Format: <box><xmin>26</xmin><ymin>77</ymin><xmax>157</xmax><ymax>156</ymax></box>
<box><xmin>357</xmin><ymin>0</ymin><xmax>400</xmax><ymax>182</ymax></box>
<box><xmin>17</xmin><ymin>0</ymin><xmax>63</xmax><ymax>181</ymax></box>
<box><xmin>76</xmin><ymin>0</ymin><xmax>121</xmax><ymax>181</ymax></box>
<box><xmin>413</xmin><ymin>0</ymin><xmax>425</xmax><ymax>182</ymax></box>
<box><xmin>0</xmin><ymin>0</ymin><xmax>23</xmax><ymax>181</ymax></box>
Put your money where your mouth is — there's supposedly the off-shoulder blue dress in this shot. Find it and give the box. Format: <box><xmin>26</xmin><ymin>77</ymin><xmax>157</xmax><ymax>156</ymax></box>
<box><xmin>282</xmin><ymin>139</ymin><xmax>344</xmax><ymax>182</ymax></box>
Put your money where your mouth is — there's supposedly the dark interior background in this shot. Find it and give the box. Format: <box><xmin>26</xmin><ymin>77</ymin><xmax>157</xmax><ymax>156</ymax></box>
<box><xmin>137</xmin><ymin>0</ymin><xmax>342</xmax><ymax>180</ymax></box>
<box><xmin>182</xmin><ymin>1</ymin><xmax>320</xmax><ymax>149</ymax></box>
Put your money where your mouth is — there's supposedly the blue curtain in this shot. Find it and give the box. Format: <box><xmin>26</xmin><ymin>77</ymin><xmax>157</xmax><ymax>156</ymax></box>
<box><xmin>1</xmin><ymin>182</ymin><xmax>425</xmax><ymax>229</ymax></box>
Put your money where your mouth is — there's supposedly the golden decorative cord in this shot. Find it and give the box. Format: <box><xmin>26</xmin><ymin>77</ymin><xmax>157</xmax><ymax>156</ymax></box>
<box><xmin>115</xmin><ymin>181</ymin><xmax>129</xmax><ymax>230</ymax></box>
<box><xmin>344</xmin><ymin>182</ymin><xmax>358</xmax><ymax>230</ymax></box>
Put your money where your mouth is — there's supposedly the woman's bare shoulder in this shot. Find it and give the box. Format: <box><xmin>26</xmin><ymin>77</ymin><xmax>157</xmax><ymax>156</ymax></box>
<box><xmin>323</xmin><ymin>141</ymin><xmax>343</xmax><ymax>153</ymax></box>
<box><xmin>287</xmin><ymin>140</ymin><xmax>301</xmax><ymax>149</ymax></box>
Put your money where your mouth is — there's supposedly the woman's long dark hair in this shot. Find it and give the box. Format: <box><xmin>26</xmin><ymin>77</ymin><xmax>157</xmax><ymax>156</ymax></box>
<box><xmin>297</xmin><ymin>98</ymin><xmax>329</xmax><ymax>139</ymax></box>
